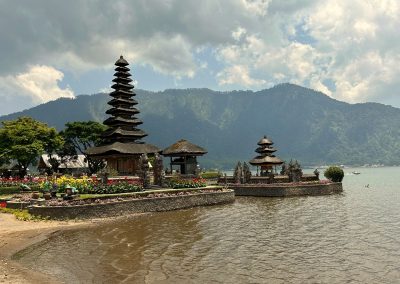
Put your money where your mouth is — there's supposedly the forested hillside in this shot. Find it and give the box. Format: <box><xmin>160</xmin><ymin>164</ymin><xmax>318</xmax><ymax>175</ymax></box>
<box><xmin>2</xmin><ymin>83</ymin><xmax>400</xmax><ymax>168</ymax></box>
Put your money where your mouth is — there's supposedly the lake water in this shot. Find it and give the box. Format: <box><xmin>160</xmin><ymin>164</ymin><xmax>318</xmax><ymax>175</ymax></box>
<box><xmin>15</xmin><ymin>167</ymin><xmax>400</xmax><ymax>283</ymax></box>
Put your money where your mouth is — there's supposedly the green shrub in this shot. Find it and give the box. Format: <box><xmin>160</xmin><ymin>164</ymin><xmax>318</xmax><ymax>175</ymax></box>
<box><xmin>0</xmin><ymin>185</ymin><xmax>39</xmax><ymax>195</ymax></box>
<box><xmin>200</xmin><ymin>171</ymin><xmax>221</xmax><ymax>179</ymax></box>
<box><xmin>0</xmin><ymin>207</ymin><xmax>46</xmax><ymax>221</ymax></box>
<box><xmin>170</xmin><ymin>178</ymin><xmax>206</xmax><ymax>189</ymax></box>
<box><xmin>324</xmin><ymin>166</ymin><xmax>344</xmax><ymax>182</ymax></box>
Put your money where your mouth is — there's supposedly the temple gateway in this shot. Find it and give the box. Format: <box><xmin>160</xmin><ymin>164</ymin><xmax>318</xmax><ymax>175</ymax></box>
<box><xmin>86</xmin><ymin>56</ymin><xmax>160</xmax><ymax>175</ymax></box>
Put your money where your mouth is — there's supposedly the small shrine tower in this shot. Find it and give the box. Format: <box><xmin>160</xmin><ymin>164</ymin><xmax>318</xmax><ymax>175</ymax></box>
<box><xmin>249</xmin><ymin>135</ymin><xmax>283</xmax><ymax>176</ymax></box>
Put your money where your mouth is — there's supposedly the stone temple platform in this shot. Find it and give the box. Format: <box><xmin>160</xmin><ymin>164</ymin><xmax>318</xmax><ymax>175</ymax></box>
<box><xmin>226</xmin><ymin>182</ymin><xmax>343</xmax><ymax>197</ymax></box>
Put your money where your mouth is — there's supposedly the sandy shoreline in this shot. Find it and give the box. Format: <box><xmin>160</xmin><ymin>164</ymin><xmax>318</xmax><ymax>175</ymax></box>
<box><xmin>0</xmin><ymin>212</ymin><xmax>130</xmax><ymax>283</ymax></box>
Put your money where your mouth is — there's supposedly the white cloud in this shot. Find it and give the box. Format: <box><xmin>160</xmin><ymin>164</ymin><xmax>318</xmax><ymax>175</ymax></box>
<box><xmin>232</xmin><ymin>27</ymin><xmax>247</xmax><ymax>41</ymax></box>
<box><xmin>0</xmin><ymin>65</ymin><xmax>74</xmax><ymax>115</ymax></box>
<box><xmin>217</xmin><ymin>65</ymin><xmax>266</xmax><ymax>86</ymax></box>
<box><xmin>16</xmin><ymin>65</ymin><xmax>74</xmax><ymax>103</ymax></box>
<box><xmin>240</xmin><ymin>0</ymin><xmax>271</xmax><ymax>16</ymax></box>
<box><xmin>212</xmin><ymin>0</ymin><xmax>400</xmax><ymax>104</ymax></box>
<box><xmin>1</xmin><ymin>0</ymin><xmax>400</xmax><ymax>110</ymax></box>
<box><xmin>302</xmin><ymin>0</ymin><xmax>400</xmax><ymax>102</ymax></box>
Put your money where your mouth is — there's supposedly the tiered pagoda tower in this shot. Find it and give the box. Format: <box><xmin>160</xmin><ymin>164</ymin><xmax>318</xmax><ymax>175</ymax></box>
<box><xmin>102</xmin><ymin>56</ymin><xmax>146</xmax><ymax>143</ymax></box>
<box><xmin>249</xmin><ymin>135</ymin><xmax>283</xmax><ymax>176</ymax></box>
<box><xmin>86</xmin><ymin>56</ymin><xmax>159</xmax><ymax>175</ymax></box>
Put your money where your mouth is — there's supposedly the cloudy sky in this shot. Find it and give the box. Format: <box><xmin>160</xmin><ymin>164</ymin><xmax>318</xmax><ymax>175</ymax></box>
<box><xmin>0</xmin><ymin>0</ymin><xmax>399</xmax><ymax>115</ymax></box>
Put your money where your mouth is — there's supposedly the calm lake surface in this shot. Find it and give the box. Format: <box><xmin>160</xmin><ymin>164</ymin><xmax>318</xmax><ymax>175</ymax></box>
<box><xmin>16</xmin><ymin>167</ymin><xmax>400</xmax><ymax>283</ymax></box>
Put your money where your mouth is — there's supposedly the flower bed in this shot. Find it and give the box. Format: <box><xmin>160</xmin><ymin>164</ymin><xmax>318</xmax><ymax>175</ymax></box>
<box><xmin>0</xmin><ymin>177</ymin><xmax>39</xmax><ymax>187</ymax></box>
<box><xmin>82</xmin><ymin>180</ymin><xmax>142</xmax><ymax>194</ymax></box>
<box><xmin>39</xmin><ymin>176</ymin><xmax>143</xmax><ymax>194</ymax></box>
<box><xmin>0</xmin><ymin>177</ymin><xmax>42</xmax><ymax>195</ymax></box>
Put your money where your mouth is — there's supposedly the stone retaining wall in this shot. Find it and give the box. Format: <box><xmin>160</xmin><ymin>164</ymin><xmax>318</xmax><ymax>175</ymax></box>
<box><xmin>218</xmin><ymin>174</ymin><xmax>319</xmax><ymax>184</ymax></box>
<box><xmin>230</xmin><ymin>183</ymin><xmax>342</xmax><ymax>197</ymax></box>
<box><xmin>5</xmin><ymin>201</ymin><xmax>30</xmax><ymax>209</ymax></box>
<box><xmin>28</xmin><ymin>190</ymin><xmax>235</xmax><ymax>219</ymax></box>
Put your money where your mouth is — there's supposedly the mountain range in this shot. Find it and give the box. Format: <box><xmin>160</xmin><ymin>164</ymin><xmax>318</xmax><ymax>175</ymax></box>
<box><xmin>2</xmin><ymin>83</ymin><xmax>400</xmax><ymax>168</ymax></box>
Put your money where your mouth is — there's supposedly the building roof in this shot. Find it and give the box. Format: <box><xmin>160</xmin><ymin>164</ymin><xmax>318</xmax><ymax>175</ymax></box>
<box><xmin>257</xmin><ymin>135</ymin><xmax>273</xmax><ymax>146</ymax></box>
<box><xmin>103</xmin><ymin>116</ymin><xmax>142</xmax><ymax>126</ymax></box>
<box><xmin>249</xmin><ymin>155</ymin><xmax>283</xmax><ymax>165</ymax></box>
<box><xmin>101</xmin><ymin>128</ymin><xmax>146</xmax><ymax>138</ymax></box>
<box><xmin>115</xmin><ymin>55</ymin><xmax>129</xmax><ymax>66</ymax></box>
<box><xmin>108</xmin><ymin>98</ymin><xmax>138</xmax><ymax>106</ymax></box>
<box><xmin>255</xmin><ymin>146</ymin><xmax>277</xmax><ymax>154</ymax></box>
<box><xmin>86</xmin><ymin>142</ymin><xmax>160</xmax><ymax>156</ymax></box>
<box><xmin>162</xmin><ymin>139</ymin><xmax>207</xmax><ymax>156</ymax></box>
<box><xmin>38</xmin><ymin>154</ymin><xmax>88</xmax><ymax>169</ymax></box>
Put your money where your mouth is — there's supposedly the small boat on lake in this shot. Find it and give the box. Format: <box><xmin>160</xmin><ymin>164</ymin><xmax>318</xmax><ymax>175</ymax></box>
<box><xmin>352</xmin><ymin>171</ymin><xmax>361</xmax><ymax>175</ymax></box>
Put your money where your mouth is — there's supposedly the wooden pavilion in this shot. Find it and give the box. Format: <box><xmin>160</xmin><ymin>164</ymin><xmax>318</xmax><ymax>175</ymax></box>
<box><xmin>162</xmin><ymin>139</ymin><xmax>207</xmax><ymax>175</ymax></box>
<box><xmin>249</xmin><ymin>135</ymin><xmax>283</xmax><ymax>176</ymax></box>
<box><xmin>86</xmin><ymin>56</ymin><xmax>160</xmax><ymax>175</ymax></box>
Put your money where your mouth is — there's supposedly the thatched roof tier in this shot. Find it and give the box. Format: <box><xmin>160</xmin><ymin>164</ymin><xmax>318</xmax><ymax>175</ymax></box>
<box><xmin>255</xmin><ymin>146</ymin><xmax>277</xmax><ymax>154</ymax></box>
<box><xmin>115</xmin><ymin>55</ymin><xmax>129</xmax><ymax>66</ymax></box>
<box><xmin>106</xmin><ymin>107</ymin><xmax>139</xmax><ymax>115</ymax></box>
<box><xmin>110</xmin><ymin>89</ymin><xmax>134</xmax><ymax>97</ymax></box>
<box><xmin>162</xmin><ymin>139</ymin><xmax>207</xmax><ymax>156</ymax></box>
<box><xmin>249</xmin><ymin>155</ymin><xmax>283</xmax><ymax>165</ymax></box>
<box><xmin>257</xmin><ymin>136</ymin><xmax>273</xmax><ymax>146</ymax></box>
<box><xmin>102</xmin><ymin>128</ymin><xmax>146</xmax><ymax>138</ymax></box>
<box><xmin>103</xmin><ymin>116</ymin><xmax>143</xmax><ymax>126</ymax></box>
<box><xmin>113</xmin><ymin>72</ymin><xmax>131</xmax><ymax>79</ymax></box>
<box><xmin>112</xmin><ymin>77</ymin><xmax>133</xmax><ymax>83</ymax></box>
<box><xmin>115</xmin><ymin>66</ymin><xmax>130</xmax><ymax>72</ymax></box>
<box><xmin>111</xmin><ymin>83</ymin><xmax>134</xmax><ymax>90</ymax></box>
<box><xmin>86</xmin><ymin>142</ymin><xmax>159</xmax><ymax>156</ymax></box>
<box><xmin>108</xmin><ymin>98</ymin><xmax>138</xmax><ymax>106</ymax></box>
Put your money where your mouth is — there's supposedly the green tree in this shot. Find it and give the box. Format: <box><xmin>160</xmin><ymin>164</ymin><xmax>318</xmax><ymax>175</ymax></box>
<box><xmin>44</xmin><ymin>128</ymin><xmax>64</xmax><ymax>174</ymax></box>
<box><xmin>62</xmin><ymin>121</ymin><xmax>107</xmax><ymax>174</ymax></box>
<box><xmin>242</xmin><ymin>162</ymin><xmax>252</xmax><ymax>183</ymax></box>
<box><xmin>56</xmin><ymin>141</ymin><xmax>78</xmax><ymax>172</ymax></box>
<box><xmin>0</xmin><ymin>117</ymin><xmax>61</xmax><ymax>177</ymax></box>
<box><xmin>233</xmin><ymin>161</ymin><xmax>242</xmax><ymax>184</ymax></box>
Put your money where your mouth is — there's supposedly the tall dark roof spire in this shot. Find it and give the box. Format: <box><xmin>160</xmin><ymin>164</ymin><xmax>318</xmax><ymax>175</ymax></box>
<box><xmin>102</xmin><ymin>56</ymin><xmax>147</xmax><ymax>144</ymax></box>
<box><xmin>86</xmin><ymin>56</ymin><xmax>160</xmax><ymax>167</ymax></box>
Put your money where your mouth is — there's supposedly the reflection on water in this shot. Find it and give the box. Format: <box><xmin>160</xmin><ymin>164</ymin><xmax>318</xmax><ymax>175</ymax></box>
<box><xmin>16</xmin><ymin>167</ymin><xmax>400</xmax><ymax>283</ymax></box>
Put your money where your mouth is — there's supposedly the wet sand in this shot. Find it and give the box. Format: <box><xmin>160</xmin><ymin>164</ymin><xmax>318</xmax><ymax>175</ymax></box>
<box><xmin>0</xmin><ymin>211</ymin><xmax>150</xmax><ymax>283</ymax></box>
<box><xmin>0</xmin><ymin>213</ymin><xmax>87</xmax><ymax>283</ymax></box>
<box><xmin>0</xmin><ymin>210</ymin><xmax>132</xmax><ymax>283</ymax></box>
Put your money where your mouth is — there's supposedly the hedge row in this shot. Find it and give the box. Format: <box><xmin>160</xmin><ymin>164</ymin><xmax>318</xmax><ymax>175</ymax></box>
<box><xmin>0</xmin><ymin>185</ymin><xmax>40</xmax><ymax>195</ymax></box>
<box><xmin>200</xmin><ymin>172</ymin><xmax>221</xmax><ymax>179</ymax></box>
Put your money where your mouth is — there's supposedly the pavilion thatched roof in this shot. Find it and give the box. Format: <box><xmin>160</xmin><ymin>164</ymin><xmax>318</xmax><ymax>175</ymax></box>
<box><xmin>162</xmin><ymin>139</ymin><xmax>207</xmax><ymax>156</ymax></box>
